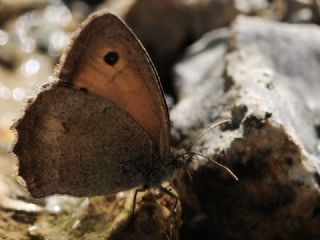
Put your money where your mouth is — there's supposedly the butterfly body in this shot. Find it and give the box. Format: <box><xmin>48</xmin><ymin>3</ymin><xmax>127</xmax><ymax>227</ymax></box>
<box><xmin>13</xmin><ymin>11</ymin><xmax>177</xmax><ymax>198</ymax></box>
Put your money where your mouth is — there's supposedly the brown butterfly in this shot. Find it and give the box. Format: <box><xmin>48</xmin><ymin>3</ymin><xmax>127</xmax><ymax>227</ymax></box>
<box><xmin>13</xmin><ymin>11</ymin><xmax>236</xmax><ymax>199</ymax></box>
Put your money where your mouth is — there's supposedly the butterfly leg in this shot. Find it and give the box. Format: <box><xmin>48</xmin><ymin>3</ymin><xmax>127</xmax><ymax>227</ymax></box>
<box><xmin>131</xmin><ymin>184</ymin><xmax>148</xmax><ymax>216</ymax></box>
<box><xmin>159</xmin><ymin>186</ymin><xmax>179</xmax><ymax>240</ymax></box>
<box><xmin>159</xmin><ymin>186</ymin><xmax>179</xmax><ymax>214</ymax></box>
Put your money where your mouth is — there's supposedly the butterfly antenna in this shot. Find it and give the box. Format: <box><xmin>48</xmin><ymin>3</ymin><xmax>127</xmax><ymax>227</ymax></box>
<box><xmin>189</xmin><ymin>151</ymin><xmax>238</xmax><ymax>181</ymax></box>
<box><xmin>185</xmin><ymin>167</ymin><xmax>193</xmax><ymax>184</ymax></box>
<box><xmin>185</xmin><ymin>118</ymin><xmax>231</xmax><ymax>151</ymax></box>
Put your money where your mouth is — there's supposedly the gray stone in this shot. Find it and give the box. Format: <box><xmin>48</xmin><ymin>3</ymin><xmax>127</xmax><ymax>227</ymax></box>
<box><xmin>171</xmin><ymin>16</ymin><xmax>320</xmax><ymax>239</ymax></box>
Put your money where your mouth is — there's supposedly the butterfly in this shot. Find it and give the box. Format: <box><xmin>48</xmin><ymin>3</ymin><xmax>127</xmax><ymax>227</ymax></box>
<box><xmin>13</xmin><ymin>11</ymin><xmax>178</xmax><ymax>198</ymax></box>
<box><xmin>13</xmin><ymin>10</ymin><xmax>236</xmax><ymax>200</ymax></box>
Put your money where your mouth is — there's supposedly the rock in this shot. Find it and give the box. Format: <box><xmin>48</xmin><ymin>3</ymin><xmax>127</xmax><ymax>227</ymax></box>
<box><xmin>173</xmin><ymin>28</ymin><xmax>229</xmax><ymax>100</ymax></box>
<box><xmin>284</xmin><ymin>0</ymin><xmax>319</xmax><ymax>23</ymax></box>
<box><xmin>171</xmin><ymin>16</ymin><xmax>320</xmax><ymax>239</ymax></box>
<box><xmin>235</xmin><ymin>0</ymin><xmax>286</xmax><ymax>20</ymax></box>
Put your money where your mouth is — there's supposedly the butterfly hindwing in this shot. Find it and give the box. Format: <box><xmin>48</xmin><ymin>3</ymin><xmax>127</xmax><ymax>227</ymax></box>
<box><xmin>14</xmin><ymin>86</ymin><xmax>153</xmax><ymax>197</ymax></box>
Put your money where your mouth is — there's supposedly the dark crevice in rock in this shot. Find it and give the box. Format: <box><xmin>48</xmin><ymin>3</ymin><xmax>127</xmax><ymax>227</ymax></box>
<box><xmin>226</xmin><ymin>104</ymin><xmax>248</xmax><ymax>130</ymax></box>
<box><xmin>222</xmin><ymin>68</ymin><xmax>235</xmax><ymax>92</ymax></box>
<box><xmin>314</xmin><ymin>124</ymin><xmax>320</xmax><ymax>139</ymax></box>
<box><xmin>314</xmin><ymin>172</ymin><xmax>320</xmax><ymax>187</ymax></box>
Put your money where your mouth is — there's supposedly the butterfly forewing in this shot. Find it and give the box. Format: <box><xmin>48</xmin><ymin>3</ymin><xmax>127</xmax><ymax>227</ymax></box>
<box><xmin>57</xmin><ymin>12</ymin><xmax>170</xmax><ymax>159</ymax></box>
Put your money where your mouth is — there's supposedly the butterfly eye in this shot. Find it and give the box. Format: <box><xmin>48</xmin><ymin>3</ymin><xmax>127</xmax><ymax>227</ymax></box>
<box><xmin>104</xmin><ymin>51</ymin><xmax>119</xmax><ymax>66</ymax></box>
